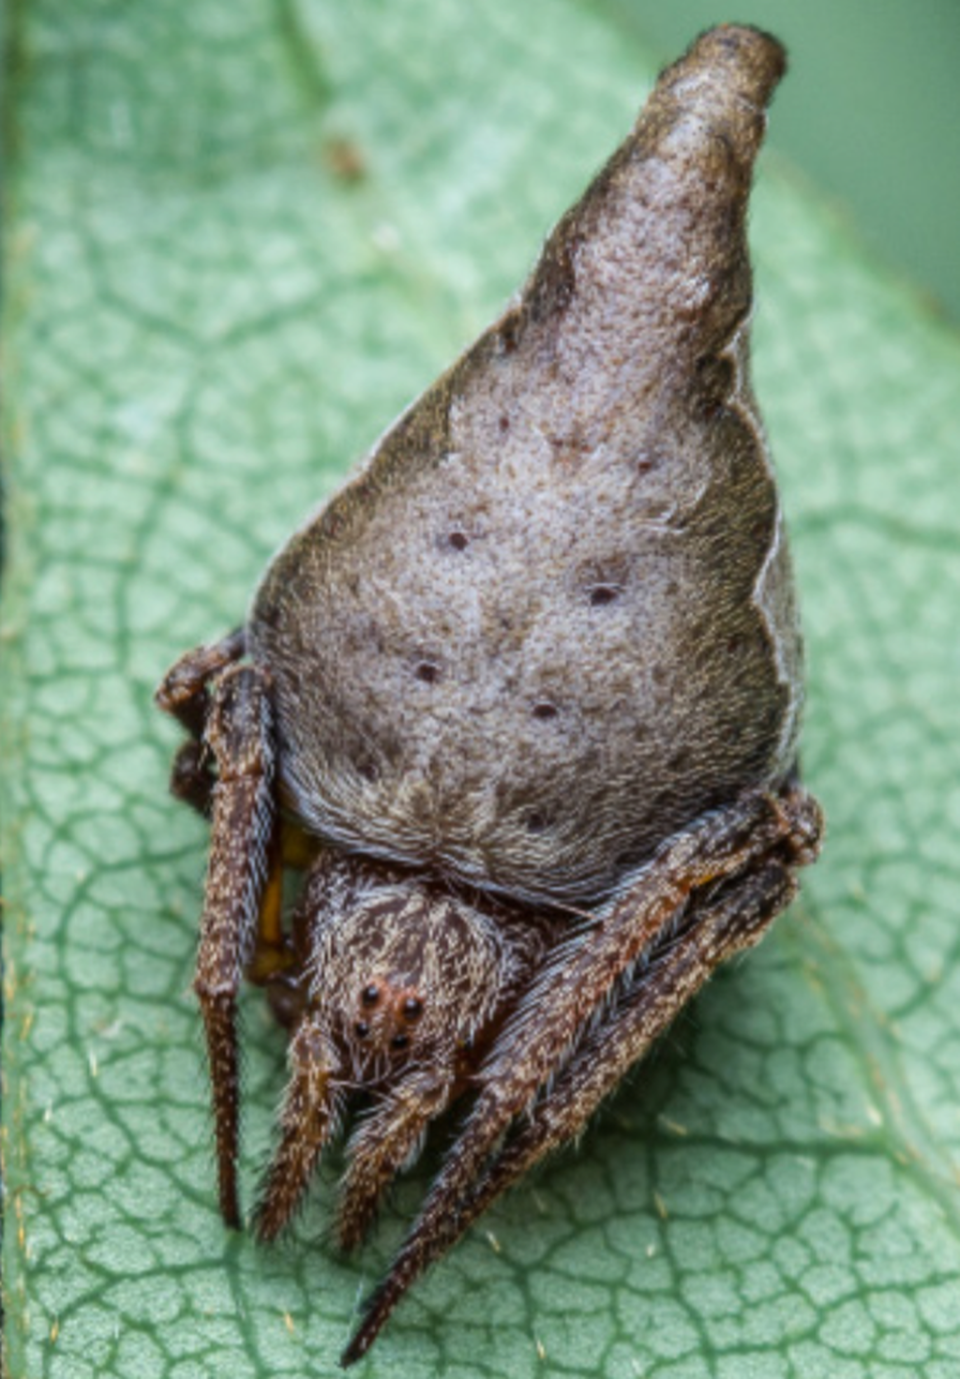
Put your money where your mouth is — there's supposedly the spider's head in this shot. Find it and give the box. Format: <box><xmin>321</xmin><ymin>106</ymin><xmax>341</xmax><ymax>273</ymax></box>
<box><xmin>254</xmin><ymin>852</ymin><xmax>554</xmax><ymax>1251</ymax></box>
<box><xmin>296</xmin><ymin>854</ymin><xmax>546</xmax><ymax>1084</ymax></box>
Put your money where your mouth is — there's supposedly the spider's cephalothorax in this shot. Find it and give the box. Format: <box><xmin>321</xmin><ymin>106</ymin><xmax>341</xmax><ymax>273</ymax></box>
<box><xmin>157</xmin><ymin>25</ymin><xmax>823</xmax><ymax>1365</ymax></box>
<box><xmin>252</xmin><ymin>851</ymin><xmax>556</xmax><ymax>1253</ymax></box>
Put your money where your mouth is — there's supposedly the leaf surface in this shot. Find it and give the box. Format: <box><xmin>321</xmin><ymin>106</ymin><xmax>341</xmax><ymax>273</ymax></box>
<box><xmin>3</xmin><ymin>4</ymin><xmax>960</xmax><ymax>1378</ymax></box>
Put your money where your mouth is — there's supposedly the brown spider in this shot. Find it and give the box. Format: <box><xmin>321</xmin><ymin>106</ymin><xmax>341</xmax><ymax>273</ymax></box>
<box><xmin>156</xmin><ymin>25</ymin><xmax>822</xmax><ymax>1366</ymax></box>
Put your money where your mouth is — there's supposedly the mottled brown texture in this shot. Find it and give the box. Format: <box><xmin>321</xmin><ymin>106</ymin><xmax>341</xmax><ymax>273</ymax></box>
<box><xmin>344</xmin><ymin>781</ymin><xmax>821</xmax><ymax>1362</ymax></box>
<box><xmin>192</xmin><ymin>662</ymin><xmax>275</xmax><ymax>1227</ymax></box>
<box><xmin>154</xmin><ymin>23</ymin><xmax>824</xmax><ymax>1367</ymax></box>
<box><xmin>403</xmin><ymin>854</ymin><xmax>802</xmax><ymax>1279</ymax></box>
<box><xmin>252</xmin><ymin>853</ymin><xmax>551</xmax><ymax>1247</ymax></box>
<box><xmin>250</xmin><ymin>25</ymin><xmax>798</xmax><ymax>906</ymax></box>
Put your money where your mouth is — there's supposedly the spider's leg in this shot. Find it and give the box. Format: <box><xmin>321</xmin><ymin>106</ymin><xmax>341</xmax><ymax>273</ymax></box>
<box><xmin>156</xmin><ymin>628</ymin><xmax>246</xmax><ymax>814</ymax></box>
<box><xmin>360</xmin><ymin>856</ymin><xmax>799</xmax><ymax>1331</ymax></box>
<box><xmin>337</xmin><ymin>1067</ymin><xmax>455</xmax><ymax>1255</ymax></box>
<box><xmin>157</xmin><ymin>627</ymin><xmax>246</xmax><ymax>735</ymax></box>
<box><xmin>467</xmin><ymin>859</ymin><xmax>799</xmax><ymax>1217</ymax></box>
<box><xmin>253</xmin><ymin>1011</ymin><xmax>343</xmax><ymax>1242</ymax></box>
<box><xmin>341</xmin><ymin>784</ymin><xmax>822</xmax><ymax>1365</ymax></box>
<box><xmin>194</xmin><ymin>662</ymin><xmax>276</xmax><ymax>1229</ymax></box>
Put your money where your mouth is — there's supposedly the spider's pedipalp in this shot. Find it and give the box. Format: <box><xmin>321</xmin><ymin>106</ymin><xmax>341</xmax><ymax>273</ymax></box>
<box><xmin>341</xmin><ymin>785</ymin><xmax>823</xmax><ymax>1365</ymax></box>
<box><xmin>254</xmin><ymin>1011</ymin><xmax>344</xmax><ymax>1242</ymax></box>
<box><xmin>337</xmin><ymin>1063</ymin><xmax>456</xmax><ymax>1254</ymax></box>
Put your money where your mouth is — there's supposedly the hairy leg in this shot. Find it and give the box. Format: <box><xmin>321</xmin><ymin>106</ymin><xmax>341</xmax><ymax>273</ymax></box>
<box><xmin>343</xmin><ymin>859</ymin><xmax>798</xmax><ymax>1359</ymax></box>
<box><xmin>337</xmin><ymin>1067</ymin><xmax>455</xmax><ymax>1254</ymax></box>
<box><xmin>168</xmin><ymin>738</ymin><xmax>216</xmax><ymax>816</ymax></box>
<box><xmin>193</xmin><ymin>662</ymin><xmax>276</xmax><ymax>1228</ymax></box>
<box><xmin>254</xmin><ymin>1011</ymin><xmax>343</xmax><ymax>1242</ymax></box>
<box><xmin>342</xmin><ymin>785</ymin><xmax>822</xmax><ymax>1364</ymax></box>
<box><xmin>464</xmin><ymin>861</ymin><xmax>799</xmax><ymax>1219</ymax></box>
<box><xmin>156</xmin><ymin>627</ymin><xmax>245</xmax><ymax>736</ymax></box>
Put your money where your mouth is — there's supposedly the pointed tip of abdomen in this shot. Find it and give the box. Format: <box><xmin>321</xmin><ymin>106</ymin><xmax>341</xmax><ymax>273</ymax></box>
<box><xmin>672</xmin><ymin>24</ymin><xmax>787</xmax><ymax>112</ymax></box>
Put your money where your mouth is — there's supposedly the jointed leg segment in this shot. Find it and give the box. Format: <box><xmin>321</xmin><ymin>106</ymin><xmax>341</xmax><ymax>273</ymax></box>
<box><xmin>158</xmin><ymin>635</ymin><xmax>279</xmax><ymax>1229</ymax></box>
<box><xmin>337</xmin><ymin>1068</ymin><xmax>456</xmax><ymax>1254</ymax></box>
<box><xmin>342</xmin><ymin>784</ymin><xmax>822</xmax><ymax>1365</ymax></box>
<box><xmin>193</xmin><ymin>664</ymin><xmax>277</xmax><ymax>1228</ymax></box>
<box><xmin>254</xmin><ymin>1012</ymin><xmax>344</xmax><ymax>1243</ymax></box>
<box><xmin>353</xmin><ymin>856</ymin><xmax>797</xmax><ymax>1335</ymax></box>
<box><xmin>156</xmin><ymin>630</ymin><xmax>246</xmax><ymax>816</ymax></box>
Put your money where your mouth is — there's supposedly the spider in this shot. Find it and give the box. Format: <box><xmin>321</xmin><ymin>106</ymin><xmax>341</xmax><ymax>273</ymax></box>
<box><xmin>156</xmin><ymin>24</ymin><xmax>822</xmax><ymax>1366</ymax></box>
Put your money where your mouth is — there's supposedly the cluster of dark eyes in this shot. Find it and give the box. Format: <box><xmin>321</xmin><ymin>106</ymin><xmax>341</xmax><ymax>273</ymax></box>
<box><xmin>354</xmin><ymin>983</ymin><xmax>424</xmax><ymax>1051</ymax></box>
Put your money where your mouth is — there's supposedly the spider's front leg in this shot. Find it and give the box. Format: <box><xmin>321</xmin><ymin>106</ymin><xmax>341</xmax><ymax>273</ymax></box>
<box><xmin>186</xmin><ymin>661</ymin><xmax>277</xmax><ymax>1228</ymax></box>
<box><xmin>253</xmin><ymin>1033</ymin><xmax>457</xmax><ymax>1253</ymax></box>
<box><xmin>343</xmin><ymin>783</ymin><xmax>823</xmax><ymax>1364</ymax></box>
<box><xmin>375</xmin><ymin>855</ymin><xmax>801</xmax><ymax>1296</ymax></box>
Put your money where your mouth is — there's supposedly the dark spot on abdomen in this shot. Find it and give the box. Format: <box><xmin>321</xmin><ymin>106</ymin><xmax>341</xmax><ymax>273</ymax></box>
<box><xmin>589</xmin><ymin>584</ymin><xmax>622</xmax><ymax>607</ymax></box>
<box><xmin>532</xmin><ymin>701</ymin><xmax>558</xmax><ymax>721</ymax></box>
<box><xmin>525</xmin><ymin>810</ymin><xmax>552</xmax><ymax>834</ymax></box>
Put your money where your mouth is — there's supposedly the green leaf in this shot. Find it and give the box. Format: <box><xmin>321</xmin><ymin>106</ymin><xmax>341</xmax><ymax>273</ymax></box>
<box><xmin>3</xmin><ymin>4</ymin><xmax>960</xmax><ymax>1378</ymax></box>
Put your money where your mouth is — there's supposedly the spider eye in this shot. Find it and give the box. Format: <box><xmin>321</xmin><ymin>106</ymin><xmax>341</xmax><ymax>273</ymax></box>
<box><xmin>391</xmin><ymin>1034</ymin><xmax>410</xmax><ymax>1051</ymax></box>
<box><xmin>403</xmin><ymin>997</ymin><xmax>423</xmax><ymax>1020</ymax></box>
<box><xmin>361</xmin><ymin>985</ymin><xmax>380</xmax><ymax>1007</ymax></box>
<box><xmin>354</xmin><ymin>1021</ymin><xmax>371</xmax><ymax>1039</ymax></box>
